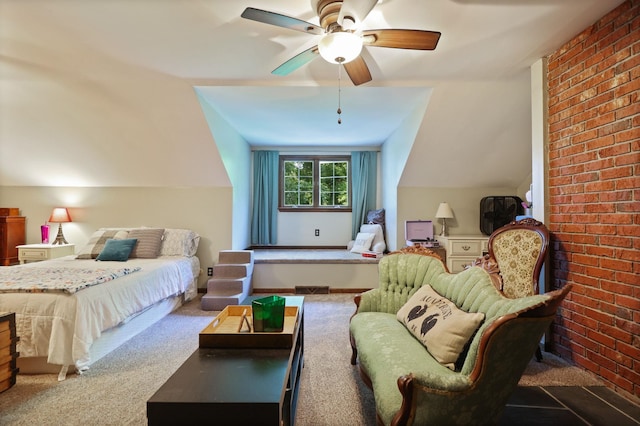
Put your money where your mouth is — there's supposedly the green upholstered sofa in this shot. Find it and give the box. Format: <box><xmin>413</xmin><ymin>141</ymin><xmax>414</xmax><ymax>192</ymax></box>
<box><xmin>349</xmin><ymin>247</ymin><xmax>571</xmax><ymax>426</ymax></box>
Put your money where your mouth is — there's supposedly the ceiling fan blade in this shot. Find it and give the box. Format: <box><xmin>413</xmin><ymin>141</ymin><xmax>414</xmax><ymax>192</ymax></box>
<box><xmin>362</xmin><ymin>29</ymin><xmax>441</xmax><ymax>50</ymax></box>
<box><xmin>343</xmin><ymin>56</ymin><xmax>372</xmax><ymax>86</ymax></box>
<box><xmin>241</xmin><ymin>7</ymin><xmax>324</xmax><ymax>35</ymax></box>
<box><xmin>272</xmin><ymin>46</ymin><xmax>320</xmax><ymax>76</ymax></box>
<box><xmin>338</xmin><ymin>0</ymin><xmax>377</xmax><ymax>27</ymax></box>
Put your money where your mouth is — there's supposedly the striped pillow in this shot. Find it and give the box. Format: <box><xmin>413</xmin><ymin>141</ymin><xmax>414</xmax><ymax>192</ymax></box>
<box><xmin>76</xmin><ymin>230</ymin><xmax>129</xmax><ymax>259</ymax></box>
<box><xmin>128</xmin><ymin>228</ymin><xmax>164</xmax><ymax>259</ymax></box>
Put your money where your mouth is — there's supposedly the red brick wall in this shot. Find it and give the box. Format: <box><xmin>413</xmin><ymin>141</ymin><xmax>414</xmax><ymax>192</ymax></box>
<box><xmin>547</xmin><ymin>0</ymin><xmax>639</xmax><ymax>400</ymax></box>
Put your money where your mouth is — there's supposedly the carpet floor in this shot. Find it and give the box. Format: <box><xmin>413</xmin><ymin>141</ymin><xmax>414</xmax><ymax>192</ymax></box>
<box><xmin>0</xmin><ymin>294</ymin><xmax>636</xmax><ymax>426</ymax></box>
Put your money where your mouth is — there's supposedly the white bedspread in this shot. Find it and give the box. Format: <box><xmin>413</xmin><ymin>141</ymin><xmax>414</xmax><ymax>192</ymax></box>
<box><xmin>0</xmin><ymin>264</ymin><xmax>141</xmax><ymax>294</ymax></box>
<box><xmin>0</xmin><ymin>255</ymin><xmax>199</xmax><ymax>371</ymax></box>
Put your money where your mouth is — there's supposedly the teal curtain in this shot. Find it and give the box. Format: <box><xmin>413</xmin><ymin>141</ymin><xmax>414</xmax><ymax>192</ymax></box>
<box><xmin>251</xmin><ymin>150</ymin><xmax>279</xmax><ymax>245</ymax></box>
<box><xmin>351</xmin><ymin>151</ymin><xmax>377</xmax><ymax>239</ymax></box>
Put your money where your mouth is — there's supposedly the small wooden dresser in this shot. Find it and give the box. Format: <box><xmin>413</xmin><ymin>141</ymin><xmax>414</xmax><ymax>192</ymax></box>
<box><xmin>0</xmin><ymin>312</ymin><xmax>19</xmax><ymax>393</ymax></box>
<box><xmin>0</xmin><ymin>208</ymin><xmax>26</xmax><ymax>266</ymax></box>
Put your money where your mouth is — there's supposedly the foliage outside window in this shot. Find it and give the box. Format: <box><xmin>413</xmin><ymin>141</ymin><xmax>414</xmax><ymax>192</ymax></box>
<box><xmin>280</xmin><ymin>156</ymin><xmax>351</xmax><ymax>212</ymax></box>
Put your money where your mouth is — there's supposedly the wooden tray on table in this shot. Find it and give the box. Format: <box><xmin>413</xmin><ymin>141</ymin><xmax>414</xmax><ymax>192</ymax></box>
<box><xmin>199</xmin><ymin>305</ymin><xmax>299</xmax><ymax>349</ymax></box>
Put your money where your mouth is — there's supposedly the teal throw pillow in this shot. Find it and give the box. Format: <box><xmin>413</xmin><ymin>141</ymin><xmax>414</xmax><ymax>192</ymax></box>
<box><xmin>96</xmin><ymin>238</ymin><xmax>138</xmax><ymax>262</ymax></box>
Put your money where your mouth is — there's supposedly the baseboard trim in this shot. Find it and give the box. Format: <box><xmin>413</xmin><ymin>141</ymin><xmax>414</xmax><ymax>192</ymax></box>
<box><xmin>198</xmin><ymin>287</ymin><xmax>372</xmax><ymax>295</ymax></box>
<box><xmin>248</xmin><ymin>245</ymin><xmax>347</xmax><ymax>250</ymax></box>
<box><xmin>329</xmin><ymin>288</ymin><xmax>372</xmax><ymax>294</ymax></box>
<box><xmin>250</xmin><ymin>288</ymin><xmax>371</xmax><ymax>294</ymax></box>
<box><xmin>295</xmin><ymin>286</ymin><xmax>329</xmax><ymax>294</ymax></box>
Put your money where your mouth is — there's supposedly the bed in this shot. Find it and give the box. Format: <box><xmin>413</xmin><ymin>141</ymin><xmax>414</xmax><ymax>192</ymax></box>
<box><xmin>0</xmin><ymin>227</ymin><xmax>201</xmax><ymax>379</ymax></box>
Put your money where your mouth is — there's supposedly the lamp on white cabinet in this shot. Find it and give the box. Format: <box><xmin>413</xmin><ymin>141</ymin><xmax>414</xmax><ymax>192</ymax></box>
<box><xmin>435</xmin><ymin>202</ymin><xmax>454</xmax><ymax>237</ymax></box>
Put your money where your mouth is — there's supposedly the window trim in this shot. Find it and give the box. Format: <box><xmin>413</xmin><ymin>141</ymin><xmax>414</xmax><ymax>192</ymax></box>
<box><xmin>278</xmin><ymin>155</ymin><xmax>352</xmax><ymax>213</ymax></box>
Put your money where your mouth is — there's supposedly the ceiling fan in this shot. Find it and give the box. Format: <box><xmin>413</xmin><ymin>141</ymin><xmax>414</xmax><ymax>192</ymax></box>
<box><xmin>241</xmin><ymin>0</ymin><xmax>441</xmax><ymax>86</ymax></box>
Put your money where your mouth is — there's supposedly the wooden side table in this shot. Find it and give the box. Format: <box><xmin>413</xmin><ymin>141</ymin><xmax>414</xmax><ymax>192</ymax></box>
<box><xmin>0</xmin><ymin>312</ymin><xmax>19</xmax><ymax>393</ymax></box>
<box><xmin>17</xmin><ymin>244</ymin><xmax>75</xmax><ymax>264</ymax></box>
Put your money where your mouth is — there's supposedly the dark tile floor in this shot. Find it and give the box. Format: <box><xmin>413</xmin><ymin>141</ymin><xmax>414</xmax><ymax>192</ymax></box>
<box><xmin>501</xmin><ymin>386</ymin><xmax>640</xmax><ymax>425</ymax></box>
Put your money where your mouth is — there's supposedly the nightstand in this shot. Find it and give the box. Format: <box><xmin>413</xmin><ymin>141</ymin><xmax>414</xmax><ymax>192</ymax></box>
<box><xmin>17</xmin><ymin>244</ymin><xmax>75</xmax><ymax>264</ymax></box>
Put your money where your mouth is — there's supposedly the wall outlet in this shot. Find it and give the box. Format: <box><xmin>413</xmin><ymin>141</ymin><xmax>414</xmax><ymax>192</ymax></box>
<box><xmin>315</xmin><ymin>229</ymin><xmax>320</xmax><ymax>236</ymax></box>
<box><xmin>207</xmin><ymin>267</ymin><xmax>213</xmax><ymax>276</ymax></box>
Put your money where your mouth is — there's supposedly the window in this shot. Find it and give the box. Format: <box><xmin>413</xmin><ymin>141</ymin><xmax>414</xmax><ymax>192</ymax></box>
<box><xmin>279</xmin><ymin>155</ymin><xmax>351</xmax><ymax>212</ymax></box>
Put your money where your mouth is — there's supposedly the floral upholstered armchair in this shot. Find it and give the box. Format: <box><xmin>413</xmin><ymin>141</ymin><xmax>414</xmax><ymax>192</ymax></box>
<box><xmin>484</xmin><ymin>218</ymin><xmax>549</xmax><ymax>297</ymax></box>
<box><xmin>473</xmin><ymin>217</ymin><xmax>550</xmax><ymax>360</ymax></box>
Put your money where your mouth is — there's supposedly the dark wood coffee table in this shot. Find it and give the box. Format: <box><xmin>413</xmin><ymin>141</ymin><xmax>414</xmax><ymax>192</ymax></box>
<box><xmin>147</xmin><ymin>296</ymin><xmax>304</xmax><ymax>426</ymax></box>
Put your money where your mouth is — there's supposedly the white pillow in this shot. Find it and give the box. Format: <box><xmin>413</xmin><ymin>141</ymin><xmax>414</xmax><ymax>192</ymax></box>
<box><xmin>350</xmin><ymin>232</ymin><xmax>375</xmax><ymax>254</ymax></box>
<box><xmin>160</xmin><ymin>229</ymin><xmax>200</xmax><ymax>257</ymax></box>
<box><xmin>360</xmin><ymin>224</ymin><xmax>385</xmax><ymax>253</ymax></box>
<box><xmin>397</xmin><ymin>285</ymin><xmax>484</xmax><ymax>369</ymax></box>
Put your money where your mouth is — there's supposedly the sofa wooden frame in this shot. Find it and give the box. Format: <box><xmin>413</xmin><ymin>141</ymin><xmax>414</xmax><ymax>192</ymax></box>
<box><xmin>348</xmin><ymin>245</ymin><xmax>570</xmax><ymax>426</ymax></box>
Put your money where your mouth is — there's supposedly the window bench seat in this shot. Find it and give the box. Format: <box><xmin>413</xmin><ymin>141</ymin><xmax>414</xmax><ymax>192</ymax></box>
<box><xmin>252</xmin><ymin>249</ymin><xmax>380</xmax><ymax>293</ymax></box>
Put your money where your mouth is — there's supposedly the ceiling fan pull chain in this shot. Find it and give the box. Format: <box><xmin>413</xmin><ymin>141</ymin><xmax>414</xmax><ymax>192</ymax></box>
<box><xmin>337</xmin><ymin>59</ymin><xmax>343</xmax><ymax>124</ymax></box>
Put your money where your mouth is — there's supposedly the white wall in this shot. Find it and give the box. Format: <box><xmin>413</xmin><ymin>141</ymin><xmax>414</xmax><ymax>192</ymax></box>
<box><xmin>256</xmin><ymin>148</ymin><xmax>380</xmax><ymax>247</ymax></box>
<box><xmin>197</xmin><ymin>92</ymin><xmax>252</xmax><ymax>250</ymax></box>
<box><xmin>397</xmin><ymin>186</ymin><xmax>520</xmax><ymax>247</ymax></box>
<box><xmin>0</xmin><ymin>186</ymin><xmax>233</xmax><ymax>288</ymax></box>
<box><xmin>276</xmin><ymin>211</ymin><xmax>352</xmax><ymax>246</ymax></box>
<box><xmin>253</xmin><ymin>262</ymin><xmax>379</xmax><ymax>290</ymax></box>
<box><xmin>0</xmin><ymin>0</ymin><xmax>535</xmax><ymax>268</ymax></box>
<box><xmin>399</xmin><ymin>76</ymin><xmax>533</xmax><ymax>189</ymax></box>
<box><xmin>381</xmin><ymin>93</ymin><xmax>432</xmax><ymax>250</ymax></box>
<box><xmin>530</xmin><ymin>58</ymin><xmax>548</xmax><ymax>223</ymax></box>
<box><xmin>530</xmin><ymin>58</ymin><xmax>549</xmax><ymax>300</ymax></box>
<box><xmin>0</xmin><ymin>8</ymin><xmax>235</xmax><ymax>289</ymax></box>
<box><xmin>0</xmin><ymin>31</ymin><xmax>228</xmax><ymax>187</ymax></box>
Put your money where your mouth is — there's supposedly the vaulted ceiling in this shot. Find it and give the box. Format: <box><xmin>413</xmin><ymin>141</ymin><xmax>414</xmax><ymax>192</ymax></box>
<box><xmin>1</xmin><ymin>0</ymin><xmax>624</xmax><ymax>187</ymax></box>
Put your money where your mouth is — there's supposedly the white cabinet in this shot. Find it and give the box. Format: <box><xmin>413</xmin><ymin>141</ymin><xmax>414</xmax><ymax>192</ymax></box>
<box><xmin>17</xmin><ymin>244</ymin><xmax>75</xmax><ymax>264</ymax></box>
<box><xmin>435</xmin><ymin>236</ymin><xmax>488</xmax><ymax>273</ymax></box>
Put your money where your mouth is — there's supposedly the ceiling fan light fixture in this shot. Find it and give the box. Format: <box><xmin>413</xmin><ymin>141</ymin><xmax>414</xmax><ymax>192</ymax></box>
<box><xmin>318</xmin><ymin>31</ymin><xmax>363</xmax><ymax>64</ymax></box>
